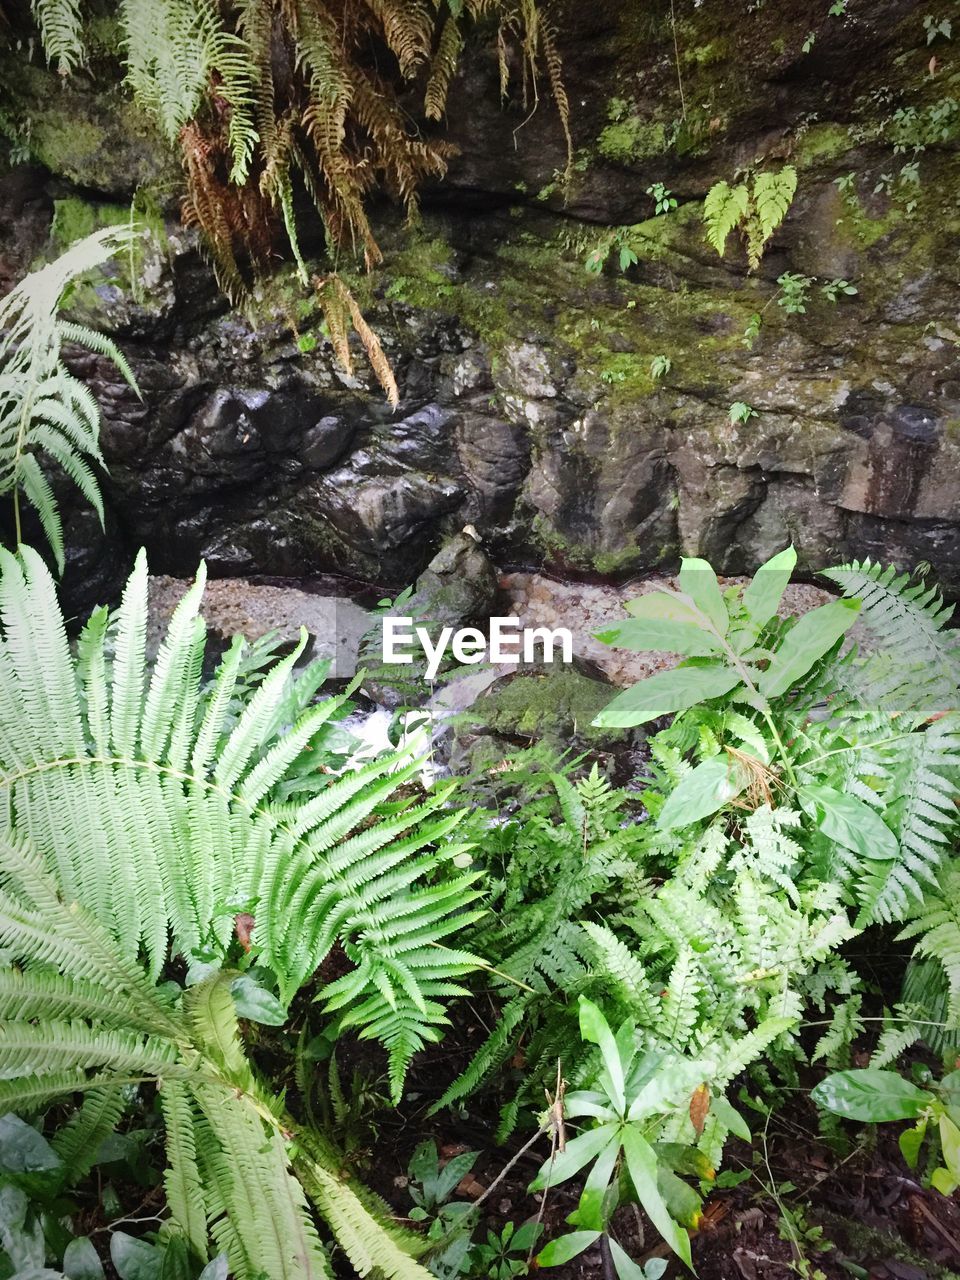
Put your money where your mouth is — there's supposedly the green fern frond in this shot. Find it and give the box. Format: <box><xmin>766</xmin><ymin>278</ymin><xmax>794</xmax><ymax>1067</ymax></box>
<box><xmin>702</xmin><ymin>180</ymin><xmax>749</xmax><ymax>256</ymax></box>
<box><xmin>0</xmin><ymin>228</ymin><xmax>140</xmax><ymax>570</ymax></box>
<box><xmin>31</xmin><ymin>0</ymin><xmax>85</xmax><ymax>72</ymax></box>
<box><xmin>0</xmin><ymin>546</ymin><xmax>476</xmax><ymax>1085</ymax></box>
<box><xmin>824</xmin><ymin>559</ymin><xmax>960</xmax><ymax>718</ymax></box>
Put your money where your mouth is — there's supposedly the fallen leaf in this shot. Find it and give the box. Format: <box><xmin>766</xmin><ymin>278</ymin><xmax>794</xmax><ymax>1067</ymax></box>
<box><xmin>690</xmin><ymin>1083</ymin><xmax>710</xmax><ymax>1137</ymax></box>
<box><xmin>235</xmin><ymin>913</ymin><xmax>256</xmax><ymax>952</ymax></box>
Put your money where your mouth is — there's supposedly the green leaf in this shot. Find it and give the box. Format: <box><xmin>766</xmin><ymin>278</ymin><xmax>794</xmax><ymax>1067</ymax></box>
<box><xmin>621</xmin><ymin>1129</ymin><xmax>692</xmax><ymax>1267</ymax></box>
<box><xmin>740</xmin><ymin>546</ymin><xmax>797</xmax><ymax>631</ymax></box>
<box><xmin>109</xmin><ymin>1233</ymin><xmax>162</xmax><ymax>1280</ymax></box>
<box><xmin>536</xmin><ymin>1231</ymin><xmax>601</xmax><ymax>1267</ymax></box>
<box><xmin>758</xmin><ymin>599</ymin><xmax>859</xmax><ymax>698</ymax></box>
<box><xmin>578</xmin><ymin>997</ymin><xmax>626</xmax><ymax>1113</ymax></box>
<box><xmin>709</xmin><ymin>1095</ymin><xmax>751</xmax><ymax>1141</ymax></box>
<box><xmin>229</xmin><ymin>975</ymin><xmax>287</xmax><ymax>1026</ymax></box>
<box><xmin>0</xmin><ymin>1114</ymin><xmax>62</xmax><ymax>1173</ymax></box>
<box><xmin>568</xmin><ymin>1135</ymin><xmax>620</xmax><ymax>1231</ymax></box>
<box><xmin>939</xmin><ymin>1114</ymin><xmax>960</xmax><ymax>1179</ymax></box>
<box><xmin>624</xmin><ymin>593</ymin><xmax>703</xmax><ymax>625</ymax></box>
<box><xmin>812</xmin><ymin>1069</ymin><xmax>934</xmax><ymax>1122</ymax></box>
<box><xmin>799</xmin><ymin>786</ymin><xmax>898</xmax><ymax>861</ymax></box>
<box><xmin>593</xmin><ymin>666</ymin><xmax>741</xmax><ymax>728</ymax></box>
<box><xmin>678</xmin><ymin>558</ymin><xmax>728</xmax><ymax>636</ymax></box>
<box><xmin>899</xmin><ymin>1119</ymin><xmax>927</xmax><ymax>1169</ymax></box>
<box><xmin>594</xmin><ymin>617</ymin><xmax>721</xmax><ymax>657</ymax></box>
<box><xmin>63</xmin><ymin>1238</ymin><xmax>106</xmax><ymax>1280</ymax></box>
<box><xmin>530</xmin><ymin>1125</ymin><xmax>620</xmax><ymax>1191</ymax></box>
<box><xmin>609</xmin><ymin>1239</ymin><xmax>648</xmax><ymax>1280</ymax></box>
<box><xmin>657</xmin><ymin>756</ymin><xmax>746</xmax><ymax>831</ymax></box>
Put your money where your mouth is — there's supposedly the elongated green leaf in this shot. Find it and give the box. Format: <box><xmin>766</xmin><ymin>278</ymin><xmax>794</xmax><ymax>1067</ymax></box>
<box><xmin>593</xmin><ymin>666</ymin><xmax>741</xmax><ymax>728</ymax></box>
<box><xmin>679</xmin><ymin>558</ymin><xmax>728</xmax><ymax>636</ymax></box>
<box><xmin>536</xmin><ymin>1231</ymin><xmax>601</xmax><ymax>1267</ymax></box>
<box><xmin>708</xmin><ymin>1095</ymin><xmax>750</xmax><ymax>1141</ymax></box>
<box><xmin>657</xmin><ymin>756</ymin><xmax>745</xmax><ymax>831</ymax></box>
<box><xmin>609</xmin><ymin>1239</ymin><xmax>656</xmax><ymax>1280</ymax></box>
<box><xmin>529</xmin><ymin>1125</ymin><xmax>619</xmax><ymax>1191</ymax></box>
<box><xmin>578</xmin><ymin>997</ymin><xmax>625</xmax><ymax>1113</ymax></box>
<box><xmin>740</xmin><ymin>546</ymin><xmax>797</xmax><ymax>631</ymax></box>
<box><xmin>812</xmin><ymin>1069</ymin><xmax>933</xmax><ymax>1122</ymax></box>
<box><xmin>758</xmin><ymin>599</ymin><xmax>859</xmax><ymax>698</ymax></box>
<box><xmin>799</xmin><ymin>786</ymin><xmax>898</xmax><ymax>861</ymax></box>
<box><xmin>569</xmin><ymin>1135</ymin><xmax>620</xmax><ymax>1231</ymax></box>
<box><xmin>621</xmin><ymin>1129</ymin><xmax>692</xmax><ymax>1267</ymax></box>
<box><xmin>625</xmin><ymin>593</ymin><xmax>703</xmax><ymax>625</ymax></box>
<box><xmin>595</xmin><ymin>617</ymin><xmax>721</xmax><ymax>657</ymax></box>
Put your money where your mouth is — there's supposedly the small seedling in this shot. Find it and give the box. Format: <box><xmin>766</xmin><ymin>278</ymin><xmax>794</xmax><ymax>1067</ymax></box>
<box><xmin>729</xmin><ymin>401</ymin><xmax>758</xmax><ymax>425</ymax></box>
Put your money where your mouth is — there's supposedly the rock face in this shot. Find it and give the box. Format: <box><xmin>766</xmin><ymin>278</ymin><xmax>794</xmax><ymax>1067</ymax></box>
<box><xmin>1</xmin><ymin>0</ymin><xmax>959</xmax><ymax>604</ymax></box>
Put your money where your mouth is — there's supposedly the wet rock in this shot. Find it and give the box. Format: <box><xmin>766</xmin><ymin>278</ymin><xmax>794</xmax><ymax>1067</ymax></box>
<box><xmin>407</xmin><ymin>530</ymin><xmax>499</xmax><ymax>628</ymax></box>
<box><xmin>448</xmin><ymin>661</ymin><xmax>633</xmax><ymax>776</ymax></box>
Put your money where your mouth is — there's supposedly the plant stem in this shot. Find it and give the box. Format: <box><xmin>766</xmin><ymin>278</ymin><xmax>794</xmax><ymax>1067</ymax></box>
<box><xmin>669</xmin><ymin>0</ymin><xmax>687</xmax><ymax>120</ymax></box>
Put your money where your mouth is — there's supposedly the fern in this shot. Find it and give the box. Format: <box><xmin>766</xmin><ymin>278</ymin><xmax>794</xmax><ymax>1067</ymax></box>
<box><xmin>0</xmin><ymin>228</ymin><xmax>139</xmax><ymax>571</ymax></box>
<box><xmin>0</xmin><ymin>840</ymin><xmax>433</xmax><ymax>1279</ymax></box>
<box><xmin>823</xmin><ymin>559</ymin><xmax>960</xmax><ymax>718</ymax></box>
<box><xmin>703</xmin><ymin>181</ymin><xmax>750</xmax><ymax>256</ymax></box>
<box><xmin>21</xmin><ymin>0</ymin><xmax>569</xmax><ymax>401</ymax></box>
<box><xmin>750</xmin><ymin>166</ymin><xmax>797</xmax><ymax>266</ymax></box>
<box><xmin>0</xmin><ymin>544</ymin><xmax>480</xmax><ymax>1095</ymax></box>
<box><xmin>31</xmin><ymin>0</ymin><xmax>85</xmax><ymax>72</ymax></box>
<box><xmin>702</xmin><ymin>168</ymin><xmax>796</xmax><ymax>270</ymax></box>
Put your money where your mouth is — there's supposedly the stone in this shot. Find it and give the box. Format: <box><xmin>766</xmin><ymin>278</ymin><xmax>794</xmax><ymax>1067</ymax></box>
<box><xmin>407</xmin><ymin>530</ymin><xmax>499</xmax><ymax>628</ymax></box>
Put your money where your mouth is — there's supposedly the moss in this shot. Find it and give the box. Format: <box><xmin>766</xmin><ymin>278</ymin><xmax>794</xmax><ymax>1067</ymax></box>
<box><xmin>50</xmin><ymin>197</ymin><xmax>129</xmax><ymax>249</ymax></box>
<box><xmin>682</xmin><ymin>39</ymin><xmax>731</xmax><ymax>68</ymax></box>
<box><xmin>469</xmin><ymin>667</ymin><xmax>628</xmax><ymax>748</ymax></box>
<box><xmin>597</xmin><ymin>117</ymin><xmax>668</xmax><ymax>164</ymax></box>
<box><xmin>837</xmin><ymin>193</ymin><xmax>905</xmax><ymax>248</ymax></box>
<box><xmin>792</xmin><ymin>122</ymin><xmax>854</xmax><ymax>167</ymax></box>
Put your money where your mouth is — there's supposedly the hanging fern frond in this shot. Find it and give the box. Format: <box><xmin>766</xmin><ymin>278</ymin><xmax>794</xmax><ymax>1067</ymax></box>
<box><xmin>315</xmin><ymin>274</ymin><xmax>400</xmax><ymax>408</ymax></box>
<box><xmin>31</xmin><ymin>0</ymin><xmax>85</xmax><ymax>72</ymax></box>
<box><xmin>0</xmin><ymin>228</ymin><xmax>139</xmax><ymax>571</ymax></box>
<box><xmin>20</xmin><ymin>0</ymin><xmax>570</xmax><ymax>401</ymax></box>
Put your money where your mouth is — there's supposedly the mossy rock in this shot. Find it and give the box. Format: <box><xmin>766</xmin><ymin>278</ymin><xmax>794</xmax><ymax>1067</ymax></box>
<box><xmin>462</xmin><ymin>664</ymin><xmax>631</xmax><ymax>752</ymax></box>
<box><xmin>1</xmin><ymin>57</ymin><xmax>176</xmax><ymax>196</ymax></box>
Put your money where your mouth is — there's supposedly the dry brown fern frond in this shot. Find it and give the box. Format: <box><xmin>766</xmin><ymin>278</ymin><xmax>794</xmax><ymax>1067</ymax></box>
<box><xmin>361</xmin><ymin>0</ymin><xmax>432</xmax><ymax>76</ymax></box>
<box><xmin>315</xmin><ymin>273</ymin><xmax>399</xmax><ymax>409</ymax></box>
<box><xmin>424</xmin><ymin>15</ymin><xmax>463</xmax><ymax>120</ymax></box>
<box><xmin>19</xmin><ymin>0</ymin><xmax>570</xmax><ymax>405</ymax></box>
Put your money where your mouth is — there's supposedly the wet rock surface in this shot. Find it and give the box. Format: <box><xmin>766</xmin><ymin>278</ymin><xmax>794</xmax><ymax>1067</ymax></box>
<box><xmin>1</xmin><ymin>0</ymin><xmax>959</xmax><ymax>606</ymax></box>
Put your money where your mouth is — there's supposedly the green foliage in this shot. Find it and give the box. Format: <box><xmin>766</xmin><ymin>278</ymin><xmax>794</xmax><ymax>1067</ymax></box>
<box><xmin>728</xmin><ymin>401</ymin><xmax>758</xmax><ymax>425</ymax></box>
<box><xmin>0</xmin><ymin>838</ymin><xmax>433</xmax><ymax>1279</ymax></box>
<box><xmin>814</xmin><ymin>1065</ymin><xmax>960</xmax><ymax>1195</ymax></box>
<box><xmin>429</xmin><ymin>544</ymin><xmax>960</xmax><ymax>1261</ymax></box>
<box><xmin>0</xmin><ymin>545</ymin><xmax>481</xmax><ymax>1097</ymax></box>
<box><xmin>777</xmin><ymin>272</ymin><xmax>813</xmax><ymax>314</ymax></box>
<box><xmin>530</xmin><ymin>996</ymin><xmax>708</xmax><ymax>1272</ymax></box>
<box><xmin>0</xmin><ymin>227</ymin><xmax>139</xmax><ymax>571</ymax></box>
<box><xmin>646</xmin><ymin>183</ymin><xmax>677</xmax><ymax>216</ymax></box>
<box><xmin>406</xmin><ymin>1141</ymin><xmax>479</xmax><ymax>1279</ymax></box>
<box><xmin>650</xmin><ymin>354</ymin><xmax>672</xmax><ymax>380</ymax></box>
<box><xmin>703</xmin><ymin>167</ymin><xmax>797</xmax><ymax>270</ymax></box>
<box><xmin>469</xmin><ymin>1220</ymin><xmax>542</xmax><ymax>1279</ymax></box>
